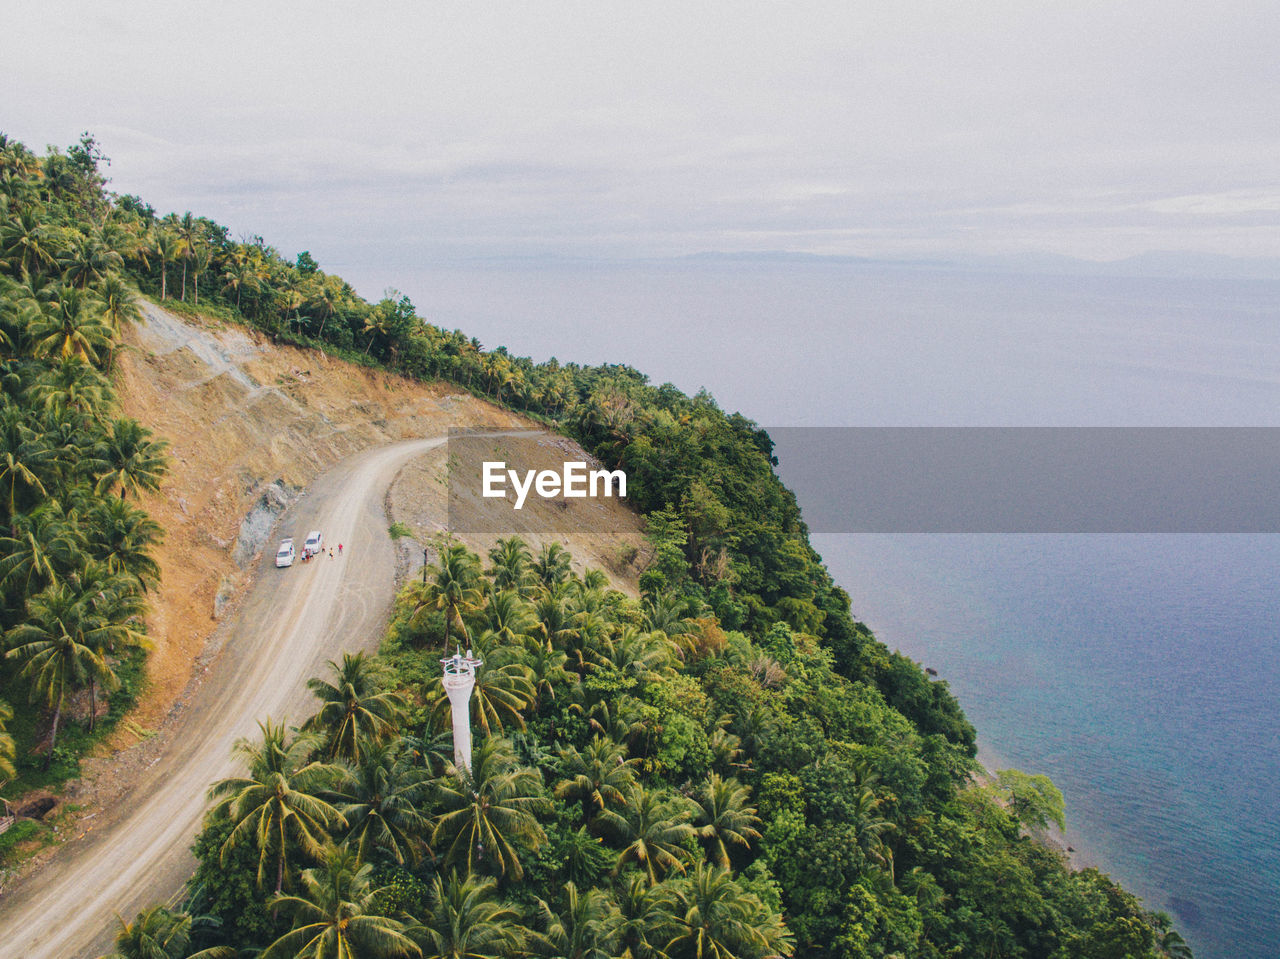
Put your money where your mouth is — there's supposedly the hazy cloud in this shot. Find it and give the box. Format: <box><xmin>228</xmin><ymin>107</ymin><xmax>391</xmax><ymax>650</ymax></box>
<box><xmin>3</xmin><ymin>0</ymin><xmax>1278</xmax><ymax>262</ymax></box>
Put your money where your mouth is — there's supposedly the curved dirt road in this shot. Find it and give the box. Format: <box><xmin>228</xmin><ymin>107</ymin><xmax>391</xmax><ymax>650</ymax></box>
<box><xmin>0</xmin><ymin>436</ymin><xmax>445</xmax><ymax>959</ymax></box>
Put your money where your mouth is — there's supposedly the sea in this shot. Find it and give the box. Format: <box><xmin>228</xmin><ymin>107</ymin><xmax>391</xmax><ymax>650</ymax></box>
<box><xmin>343</xmin><ymin>256</ymin><xmax>1280</xmax><ymax>959</ymax></box>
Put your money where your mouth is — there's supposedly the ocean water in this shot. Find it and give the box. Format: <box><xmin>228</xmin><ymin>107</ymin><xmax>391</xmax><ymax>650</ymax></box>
<box><xmin>350</xmin><ymin>258</ymin><xmax>1280</xmax><ymax>959</ymax></box>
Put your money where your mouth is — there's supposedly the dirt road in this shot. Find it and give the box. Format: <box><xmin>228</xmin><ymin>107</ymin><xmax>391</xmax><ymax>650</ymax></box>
<box><xmin>0</xmin><ymin>436</ymin><xmax>446</xmax><ymax>959</ymax></box>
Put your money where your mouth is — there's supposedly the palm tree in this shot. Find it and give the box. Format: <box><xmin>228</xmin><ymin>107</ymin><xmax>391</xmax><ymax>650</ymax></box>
<box><xmin>85</xmin><ymin>496</ymin><xmax>163</xmax><ymax>592</ymax></box>
<box><xmin>532</xmin><ymin>542</ymin><xmax>572</xmax><ymax>590</ymax></box>
<box><xmin>847</xmin><ymin>783</ymin><xmax>895</xmax><ymax>877</ymax></box>
<box><xmin>554</xmin><ymin>736</ymin><xmax>639</xmax><ymax>822</ymax></box>
<box><xmin>191</xmin><ymin>244</ymin><xmax>212</xmax><ymax>307</ymax></box>
<box><xmin>59</xmin><ymin>231</ymin><xmax>123</xmax><ymax>289</ymax></box>
<box><xmin>94</xmin><ymin>417</ymin><xmax>170</xmax><ymax>499</ymax></box>
<box><xmin>5</xmin><ymin>582</ymin><xmax>118</xmax><ymax>755</ymax></box>
<box><xmin>431</xmin><ymin>736</ymin><xmax>550</xmax><ymax>880</ymax></box>
<box><xmin>262</xmin><ymin>844</ymin><xmax>420</xmax><ymax>959</ymax></box>
<box><xmin>524</xmin><ymin>642</ymin><xmax>571</xmax><ymax>712</ymax></box>
<box><xmin>207</xmin><ymin>720</ymin><xmax>346</xmax><ymax>894</ymax></box>
<box><xmin>97</xmin><ymin>274</ymin><xmax>143</xmax><ymax>367</ymax></box>
<box><xmin>103</xmin><ymin>904</ymin><xmax>233</xmax><ymax>959</ymax></box>
<box><xmin>598</xmin><ymin>627</ymin><xmax>678</xmax><ymax>688</ymax></box>
<box><xmin>27</xmin><ymin>355</ymin><xmax>117</xmax><ymax>420</ymax></box>
<box><xmin>69</xmin><ymin>561</ymin><xmax>149</xmax><ymax>730</ymax></box>
<box><xmin>693</xmin><ymin>774</ymin><xmax>761</xmax><ymax>868</ymax></box>
<box><xmin>220</xmin><ymin>256</ymin><xmax>257</xmax><ymax>312</ymax></box>
<box><xmin>329</xmin><ymin>740</ymin><xmax>431</xmax><ymax>867</ymax></box>
<box><xmin>643</xmin><ymin>593</ymin><xmax>699</xmax><ymax>649</ymax></box>
<box><xmin>1</xmin><ymin>207</ymin><xmax>60</xmax><ymax>279</ymax></box>
<box><xmin>597</xmin><ymin>785</ymin><xmax>697</xmax><ymax>886</ymax></box>
<box><xmin>665</xmin><ymin>864</ymin><xmax>793</xmax><ymax>959</ymax></box>
<box><xmin>0</xmin><ymin>406</ymin><xmax>53</xmax><ymax>517</ymax></box>
<box><xmin>530</xmin><ymin>882</ymin><xmax>619</xmax><ymax>959</ymax></box>
<box><xmin>0</xmin><ymin>501</ymin><xmax>81</xmax><ymax>594</ymax></box>
<box><xmin>409</xmin><ymin>871</ymin><xmax>527</xmax><ymax>959</ymax></box>
<box><xmin>153</xmin><ymin>229</ymin><xmax>181</xmax><ymax>301</ymax></box>
<box><xmin>27</xmin><ymin>286</ymin><xmax>114</xmax><ymax>363</ymax></box>
<box><xmin>0</xmin><ymin>699</ymin><xmax>16</xmax><ymax>779</ymax></box>
<box><xmin>483</xmin><ymin>589</ymin><xmax>536</xmax><ymax>645</ymax></box>
<box><xmin>171</xmin><ymin>213</ymin><xmax>202</xmax><ymax>302</ymax></box>
<box><xmin>615</xmin><ymin>874</ymin><xmax>677</xmax><ymax>959</ymax></box>
<box><xmin>410</xmin><ymin>544</ymin><xmax>483</xmax><ymax>651</ymax></box>
<box><xmin>304</xmin><ymin>652</ymin><xmax>406</xmax><ymax>763</ymax></box>
<box><xmin>533</xmin><ymin>592</ymin><xmax>575</xmax><ymax>652</ymax></box>
<box><xmin>486</xmin><ymin>537</ymin><xmax>534</xmax><ymax>595</ymax></box>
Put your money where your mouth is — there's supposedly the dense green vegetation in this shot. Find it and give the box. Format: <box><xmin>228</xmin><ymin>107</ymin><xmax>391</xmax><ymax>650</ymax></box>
<box><xmin>0</xmin><ymin>133</ymin><xmax>1193</xmax><ymax>957</ymax></box>
<box><xmin>0</xmin><ymin>133</ymin><xmax>167</xmax><ymax>822</ymax></box>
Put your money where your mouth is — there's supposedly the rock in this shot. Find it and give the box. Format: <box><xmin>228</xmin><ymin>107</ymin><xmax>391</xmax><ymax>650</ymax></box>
<box><xmin>231</xmin><ymin>480</ymin><xmax>296</xmax><ymax>567</ymax></box>
<box><xmin>213</xmin><ymin>575</ymin><xmax>237</xmax><ymax>619</ymax></box>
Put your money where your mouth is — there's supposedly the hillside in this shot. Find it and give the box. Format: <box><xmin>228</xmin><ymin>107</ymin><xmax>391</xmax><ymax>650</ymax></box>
<box><xmin>112</xmin><ymin>300</ymin><xmax>646</xmax><ymax>735</ymax></box>
<box><xmin>0</xmin><ymin>133</ymin><xmax>1193</xmax><ymax>959</ymax></box>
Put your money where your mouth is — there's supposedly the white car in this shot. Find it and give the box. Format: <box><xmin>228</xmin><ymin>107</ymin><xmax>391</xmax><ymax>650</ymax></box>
<box><xmin>275</xmin><ymin>538</ymin><xmax>295</xmax><ymax>568</ymax></box>
<box><xmin>303</xmin><ymin>530</ymin><xmax>324</xmax><ymax>558</ymax></box>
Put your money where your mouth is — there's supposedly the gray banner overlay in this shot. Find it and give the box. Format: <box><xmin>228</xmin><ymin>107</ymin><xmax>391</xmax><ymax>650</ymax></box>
<box><xmin>770</xmin><ymin>428</ymin><xmax>1280</xmax><ymax>533</ymax></box>
<box><xmin>446</xmin><ymin>428</ymin><xmax>631</xmax><ymax>536</ymax></box>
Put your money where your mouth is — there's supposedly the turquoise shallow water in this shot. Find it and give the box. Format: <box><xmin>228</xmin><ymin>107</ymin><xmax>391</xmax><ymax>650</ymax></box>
<box><xmin>365</xmin><ymin>259</ymin><xmax>1280</xmax><ymax>959</ymax></box>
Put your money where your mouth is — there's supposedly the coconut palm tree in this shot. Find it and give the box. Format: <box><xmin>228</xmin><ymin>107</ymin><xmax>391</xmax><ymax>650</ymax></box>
<box><xmin>530</xmin><ymin>881</ymin><xmax>619</xmax><ymax>959</ymax></box>
<box><xmin>171</xmin><ymin>212</ymin><xmax>202</xmax><ymax>302</ymax></box>
<box><xmin>69</xmin><ymin>560</ymin><xmax>149</xmax><ymax>730</ymax></box>
<box><xmin>153</xmin><ymin>229</ymin><xmax>181</xmax><ymax>301</ymax></box>
<box><xmin>524</xmin><ymin>642</ymin><xmax>571</xmax><ymax>712</ymax></box>
<box><xmin>409</xmin><ymin>871</ymin><xmax>527</xmax><ymax>959</ymax></box>
<box><xmin>693</xmin><ymin>774</ymin><xmax>761</xmax><ymax>869</ymax></box>
<box><xmin>84</xmin><ymin>496</ymin><xmax>163</xmax><ymax>591</ymax></box>
<box><xmin>431</xmin><ymin>736</ymin><xmax>550</xmax><ymax>880</ymax></box>
<box><xmin>27</xmin><ymin>285</ymin><xmax>114</xmax><ymax>364</ymax></box>
<box><xmin>103</xmin><ymin>904</ymin><xmax>233</xmax><ymax>959</ymax></box>
<box><xmin>27</xmin><ymin>355</ymin><xmax>116</xmax><ymax>421</ymax></box>
<box><xmin>482</xmin><ymin>589</ymin><xmax>536</xmax><ymax>645</ymax></box>
<box><xmin>486</xmin><ymin>537</ymin><xmax>534</xmax><ymax>596</ymax></box>
<box><xmin>533</xmin><ymin>592</ymin><xmax>575</xmax><ymax>652</ymax></box>
<box><xmin>847</xmin><ymin>783</ymin><xmax>895</xmax><ymax>877</ymax></box>
<box><xmin>262</xmin><ymin>844</ymin><xmax>420</xmax><ymax>959</ymax></box>
<box><xmin>597</xmin><ymin>627</ymin><xmax>678</xmax><ymax>688</ymax></box>
<box><xmin>0</xmin><ymin>700</ymin><xmax>16</xmax><ymax>779</ymax></box>
<box><xmin>665</xmin><ymin>863</ymin><xmax>793</xmax><ymax>959</ymax></box>
<box><xmin>615</xmin><ymin>874</ymin><xmax>678</xmax><ymax>959</ymax></box>
<box><xmin>191</xmin><ymin>244</ymin><xmax>212</xmax><ymax>307</ymax></box>
<box><xmin>0</xmin><ymin>407</ymin><xmax>53</xmax><ymax>518</ymax></box>
<box><xmin>304</xmin><ymin>652</ymin><xmax>407</xmax><ymax>764</ymax></box>
<box><xmin>5</xmin><ymin>582</ymin><xmax>118</xmax><ymax>755</ymax></box>
<box><xmin>1</xmin><ymin>207</ymin><xmax>60</xmax><ymax>279</ymax></box>
<box><xmin>597</xmin><ymin>785</ymin><xmax>697</xmax><ymax>886</ymax></box>
<box><xmin>410</xmin><ymin>544</ymin><xmax>484</xmax><ymax>651</ymax></box>
<box><xmin>94</xmin><ymin>417</ymin><xmax>170</xmax><ymax>499</ymax></box>
<box><xmin>207</xmin><ymin>720</ymin><xmax>346</xmax><ymax>894</ymax></box>
<box><xmin>554</xmin><ymin>735</ymin><xmax>640</xmax><ymax>822</ymax></box>
<box><xmin>220</xmin><ymin>255</ymin><xmax>258</xmax><ymax>312</ymax></box>
<box><xmin>0</xmin><ymin>501</ymin><xmax>81</xmax><ymax>594</ymax></box>
<box><xmin>59</xmin><ymin>231</ymin><xmax>122</xmax><ymax>289</ymax></box>
<box><xmin>97</xmin><ymin>274</ymin><xmax>143</xmax><ymax>368</ymax></box>
<box><xmin>532</xmin><ymin>542</ymin><xmax>572</xmax><ymax>590</ymax></box>
<box><xmin>329</xmin><ymin>740</ymin><xmax>432</xmax><ymax>867</ymax></box>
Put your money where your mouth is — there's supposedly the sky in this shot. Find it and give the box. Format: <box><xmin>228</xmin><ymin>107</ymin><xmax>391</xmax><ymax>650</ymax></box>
<box><xmin>4</xmin><ymin>1</ymin><xmax>1279</xmax><ymax>268</ymax></box>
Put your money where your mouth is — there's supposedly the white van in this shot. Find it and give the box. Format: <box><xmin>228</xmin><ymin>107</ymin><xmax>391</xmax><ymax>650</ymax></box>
<box><xmin>303</xmin><ymin>530</ymin><xmax>324</xmax><ymax>557</ymax></box>
<box><xmin>276</xmin><ymin>538</ymin><xmax>295</xmax><ymax>567</ymax></box>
